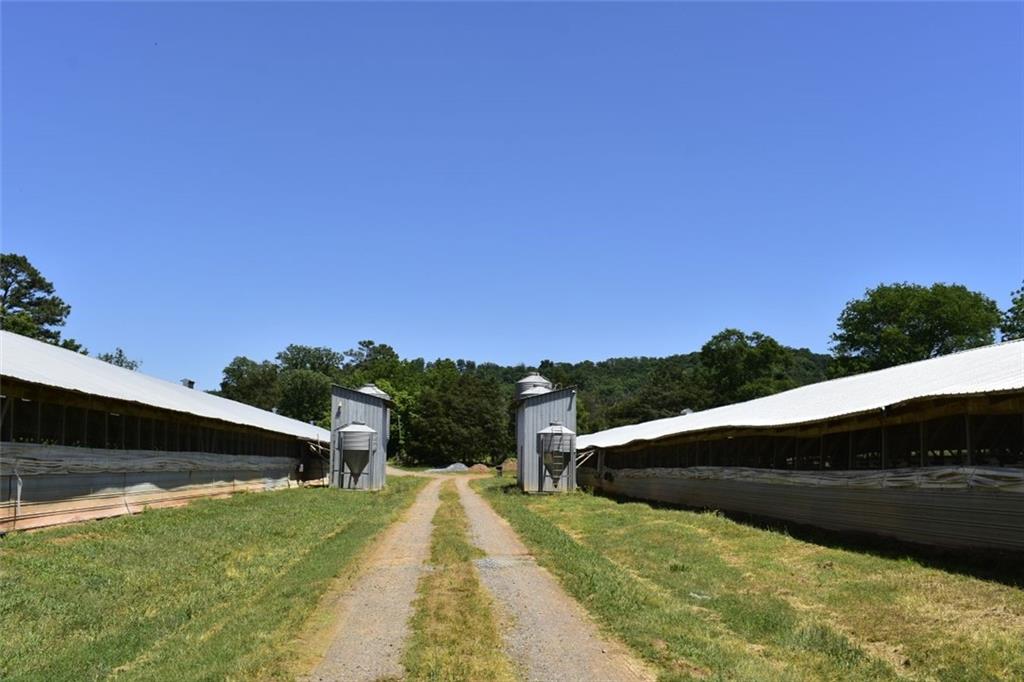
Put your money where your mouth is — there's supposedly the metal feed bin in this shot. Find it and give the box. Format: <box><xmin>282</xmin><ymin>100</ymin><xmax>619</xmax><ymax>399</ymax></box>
<box><xmin>537</xmin><ymin>422</ymin><xmax>576</xmax><ymax>492</ymax></box>
<box><xmin>330</xmin><ymin>383</ymin><xmax>391</xmax><ymax>490</ymax></box>
<box><xmin>335</xmin><ymin>422</ymin><xmax>377</xmax><ymax>489</ymax></box>
<box><xmin>515</xmin><ymin>373</ymin><xmax>577</xmax><ymax>493</ymax></box>
<box><xmin>516</xmin><ymin>372</ymin><xmax>553</xmax><ymax>401</ymax></box>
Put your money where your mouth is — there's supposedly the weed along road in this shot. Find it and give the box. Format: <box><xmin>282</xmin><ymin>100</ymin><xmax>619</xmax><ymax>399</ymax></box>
<box><xmin>305</xmin><ymin>471</ymin><xmax>652</xmax><ymax>681</ymax></box>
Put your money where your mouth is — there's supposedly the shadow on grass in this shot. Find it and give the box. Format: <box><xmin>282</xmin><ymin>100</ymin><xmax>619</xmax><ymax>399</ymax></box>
<box><xmin>583</xmin><ymin>487</ymin><xmax>1024</xmax><ymax>589</ymax></box>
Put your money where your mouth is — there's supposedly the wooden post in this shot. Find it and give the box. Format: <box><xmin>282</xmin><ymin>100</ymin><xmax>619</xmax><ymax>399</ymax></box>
<box><xmin>918</xmin><ymin>421</ymin><xmax>926</xmax><ymax>467</ymax></box>
<box><xmin>0</xmin><ymin>397</ymin><xmax>8</xmax><ymax>440</ymax></box>
<box><xmin>60</xmin><ymin>405</ymin><xmax>67</xmax><ymax>446</ymax></box>
<box><xmin>880</xmin><ymin>423</ymin><xmax>887</xmax><ymax>470</ymax></box>
<box><xmin>964</xmin><ymin>414</ymin><xmax>972</xmax><ymax>466</ymax></box>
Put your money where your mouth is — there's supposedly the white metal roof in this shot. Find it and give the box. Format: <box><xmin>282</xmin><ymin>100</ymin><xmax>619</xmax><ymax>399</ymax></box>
<box><xmin>578</xmin><ymin>340</ymin><xmax>1024</xmax><ymax>451</ymax></box>
<box><xmin>1</xmin><ymin>331</ymin><xmax>330</xmax><ymax>443</ymax></box>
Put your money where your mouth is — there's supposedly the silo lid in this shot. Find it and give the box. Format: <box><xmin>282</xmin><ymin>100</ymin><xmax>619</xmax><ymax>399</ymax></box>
<box><xmin>537</xmin><ymin>422</ymin><xmax>576</xmax><ymax>436</ymax></box>
<box><xmin>339</xmin><ymin>421</ymin><xmax>377</xmax><ymax>434</ymax></box>
<box><xmin>357</xmin><ymin>383</ymin><xmax>392</xmax><ymax>401</ymax></box>
<box><xmin>517</xmin><ymin>372</ymin><xmax>552</xmax><ymax>386</ymax></box>
<box><xmin>520</xmin><ymin>385</ymin><xmax>552</xmax><ymax>397</ymax></box>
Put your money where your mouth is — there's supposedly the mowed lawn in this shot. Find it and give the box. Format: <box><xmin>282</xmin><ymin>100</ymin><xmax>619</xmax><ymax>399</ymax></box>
<box><xmin>0</xmin><ymin>478</ymin><xmax>425</xmax><ymax>681</ymax></box>
<box><xmin>476</xmin><ymin>478</ymin><xmax>1024</xmax><ymax>682</ymax></box>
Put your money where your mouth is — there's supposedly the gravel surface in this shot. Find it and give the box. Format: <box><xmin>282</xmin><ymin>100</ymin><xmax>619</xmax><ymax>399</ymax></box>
<box><xmin>455</xmin><ymin>478</ymin><xmax>655</xmax><ymax>682</ymax></box>
<box><xmin>425</xmin><ymin>462</ymin><xmax>470</xmax><ymax>473</ymax></box>
<box><xmin>305</xmin><ymin>477</ymin><xmax>442</xmax><ymax>682</ymax></box>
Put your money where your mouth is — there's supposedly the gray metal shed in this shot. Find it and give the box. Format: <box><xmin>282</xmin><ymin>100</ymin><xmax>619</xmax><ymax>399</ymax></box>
<box><xmin>516</xmin><ymin>384</ymin><xmax>577</xmax><ymax>493</ymax></box>
<box><xmin>330</xmin><ymin>384</ymin><xmax>391</xmax><ymax>490</ymax></box>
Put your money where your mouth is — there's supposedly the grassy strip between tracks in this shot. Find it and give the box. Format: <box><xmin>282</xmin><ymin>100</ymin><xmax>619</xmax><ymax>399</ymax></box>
<box><xmin>403</xmin><ymin>480</ymin><xmax>517</xmax><ymax>682</ymax></box>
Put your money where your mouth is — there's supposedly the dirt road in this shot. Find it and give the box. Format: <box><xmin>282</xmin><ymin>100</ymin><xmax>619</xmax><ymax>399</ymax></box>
<box><xmin>455</xmin><ymin>477</ymin><xmax>654</xmax><ymax>682</ymax></box>
<box><xmin>306</xmin><ymin>471</ymin><xmax>651</xmax><ymax>681</ymax></box>
<box><xmin>304</xmin><ymin>476</ymin><xmax>442</xmax><ymax>682</ymax></box>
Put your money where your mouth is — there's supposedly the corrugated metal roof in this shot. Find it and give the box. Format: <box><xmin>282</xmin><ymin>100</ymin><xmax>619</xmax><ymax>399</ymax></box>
<box><xmin>1</xmin><ymin>331</ymin><xmax>330</xmax><ymax>443</ymax></box>
<box><xmin>578</xmin><ymin>340</ymin><xmax>1024</xmax><ymax>451</ymax></box>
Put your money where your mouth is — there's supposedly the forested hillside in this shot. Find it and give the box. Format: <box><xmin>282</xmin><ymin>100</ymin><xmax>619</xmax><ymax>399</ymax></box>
<box><xmin>213</xmin><ymin>331</ymin><xmax>831</xmax><ymax>465</ymax></box>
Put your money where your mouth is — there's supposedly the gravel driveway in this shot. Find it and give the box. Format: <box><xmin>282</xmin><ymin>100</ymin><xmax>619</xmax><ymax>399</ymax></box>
<box><xmin>455</xmin><ymin>477</ymin><xmax>654</xmax><ymax>682</ymax></box>
<box><xmin>305</xmin><ymin>476</ymin><xmax>442</xmax><ymax>682</ymax></box>
<box><xmin>305</xmin><ymin>472</ymin><xmax>652</xmax><ymax>681</ymax></box>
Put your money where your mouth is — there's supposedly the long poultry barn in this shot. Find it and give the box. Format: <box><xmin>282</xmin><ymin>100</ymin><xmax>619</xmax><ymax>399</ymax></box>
<box><xmin>577</xmin><ymin>340</ymin><xmax>1024</xmax><ymax>552</ymax></box>
<box><xmin>0</xmin><ymin>331</ymin><xmax>329</xmax><ymax>532</ymax></box>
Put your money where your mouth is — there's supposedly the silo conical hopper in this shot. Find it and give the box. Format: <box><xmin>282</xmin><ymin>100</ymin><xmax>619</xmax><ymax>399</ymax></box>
<box><xmin>537</xmin><ymin>422</ymin><xmax>576</xmax><ymax>491</ymax></box>
<box><xmin>337</xmin><ymin>422</ymin><xmax>377</xmax><ymax>489</ymax></box>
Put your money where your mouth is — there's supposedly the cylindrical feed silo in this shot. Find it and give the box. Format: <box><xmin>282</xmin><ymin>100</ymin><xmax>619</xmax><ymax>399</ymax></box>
<box><xmin>537</xmin><ymin>422</ymin><xmax>576</xmax><ymax>491</ymax></box>
<box><xmin>336</xmin><ymin>422</ymin><xmax>377</xmax><ymax>489</ymax></box>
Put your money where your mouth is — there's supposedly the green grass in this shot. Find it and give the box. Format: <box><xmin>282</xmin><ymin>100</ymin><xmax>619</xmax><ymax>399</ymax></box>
<box><xmin>0</xmin><ymin>478</ymin><xmax>425</xmax><ymax>681</ymax></box>
<box><xmin>474</xmin><ymin>478</ymin><xmax>1024</xmax><ymax>682</ymax></box>
<box><xmin>404</xmin><ymin>481</ymin><xmax>517</xmax><ymax>682</ymax></box>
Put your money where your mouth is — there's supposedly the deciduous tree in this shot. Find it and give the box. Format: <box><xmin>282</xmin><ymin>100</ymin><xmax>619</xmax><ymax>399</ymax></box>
<box><xmin>218</xmin><ymin>357</ymin><xmax>281</xmax><ymax>411</ymax></box>
<box><xmin>830</xmin><ymin>282</ymin><xmax>1001</xmax><ymax>376</ymax></box>
<box><xmin>276</xmin><ymin>345</ymin><xmax>344</xmax><ymax>379</ymax></box>
<box><xmin>1002</xmin><ymin>281</ymin><xmax>1024</xmax><ymax>342</ymax></box>
<box><xmin>699</xmin><ymin>329</ymin><xmax>795</xmax><ymax>406</ymax></box>
<box><xmin>277</xmin><ymin>369</ymin><xmax>332</xmax><ymax>425</ymax></box>
<box><xmin>406</xmin><ymin>369</ymin><xmax>510</xmax><ymax>465</ymax></box>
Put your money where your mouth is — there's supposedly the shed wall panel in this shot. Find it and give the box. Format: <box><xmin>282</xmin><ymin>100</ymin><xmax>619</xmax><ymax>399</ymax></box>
<box><xmin>330</xmin><ymin>387</ymin><xmax>389</xmax><ymax>490</ymax></box>
<box><xmin>517</xmin><ymin>388</ymin><xmax>577</xmax><ymax>492</ymax></box>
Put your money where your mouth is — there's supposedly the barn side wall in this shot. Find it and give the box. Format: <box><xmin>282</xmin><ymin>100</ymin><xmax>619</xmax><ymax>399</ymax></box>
<box><xmin>1</xmin><ymin>443</ymin><xmax>296</xmax><ymax>532</ymax></box>
<box><xmin>579</xmin><ymin>465</ymin><xmax>1024</xmax><ymax>551</ymax></box>
<box><xmin>577</xmin><ymin>398</ymin><xmax>1024</xmax><ymax>551</ymax></box>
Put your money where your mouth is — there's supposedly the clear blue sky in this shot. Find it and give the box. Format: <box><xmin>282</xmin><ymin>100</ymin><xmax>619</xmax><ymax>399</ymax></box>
<box><xmin>3</xmin><ymin>2</ymin><xmax>1022</xmax><ymax>390</ymax></box>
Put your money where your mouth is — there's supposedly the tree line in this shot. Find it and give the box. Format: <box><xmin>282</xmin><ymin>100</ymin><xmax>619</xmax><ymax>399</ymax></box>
<box><xmin>3</xmin><ymin>252</ymin><xmax>1023</xmax><ymax>465</ymax></box>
